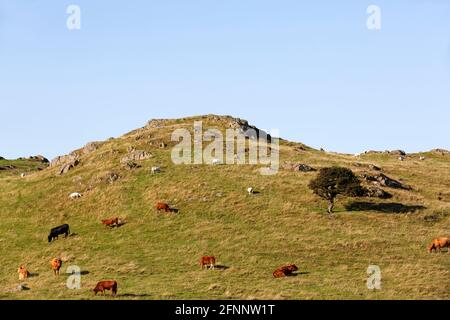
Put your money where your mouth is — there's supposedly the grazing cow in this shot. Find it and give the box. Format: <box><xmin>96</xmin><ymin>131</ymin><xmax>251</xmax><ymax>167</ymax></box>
<box><xmin>428</xmin><ymin>237</ymin><xmax>450</xmax><ymax>253</ymax></box>
<box><xmin>17</xmin><ymin>265</ymin><xmax>30</xmax><ymax>280</ymax></box>
<box><xmin>93</xmin><ymin>280</ymin><xmax>118</xmax><ymax>296</ymax></box>
<box><xmin>151</xmin><ymin>167</ymin><xmax>161</xmax><ymax>174</ymax></box>
<box><xmin>69</xmin><ymin>192</ymin><xmax>82</xmax><ymax>199</ymax></box>
<box><xmin>48</xmin><ymin>224</ymin><xmax>70</xmax><ymax>242</ymax></box>
<box><xmin>247</xmin><ymin>187</ymin><xmax>254</xmax><ymax>195</ymax></box>
<box><xmin>200</xmin><ymin>256</ymin><xmax>216</xmax><ymax>270</ymax></box>
<box><xmin>273</xmin><ymin>268</ymin><xmax>286</xmax><ymax>278</ymax></box>
<box><xmin>155</xmin><ymin>202</ymin><xmax>172</xmax><ymax>213</ymax></box>
<box><xmin>101</xmin><ymin>217</ymin><xmax>119</xmax><ymax>228</ymax></box>
<box><xmin>50</xmin><ymin>258</ymin><xmax>62</xmax><ymax>275</ymax></box>
<box><xmin>273</xmin><ymin>264</ymin><xmax>298</xmax><ymax>278</ymax></box>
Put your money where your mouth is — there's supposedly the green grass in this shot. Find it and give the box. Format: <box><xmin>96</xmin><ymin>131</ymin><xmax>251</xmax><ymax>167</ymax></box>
<box><xmin>0</xmin><ymin>115</ymin><xmax>449</xmax><ymax>300</ymax></box>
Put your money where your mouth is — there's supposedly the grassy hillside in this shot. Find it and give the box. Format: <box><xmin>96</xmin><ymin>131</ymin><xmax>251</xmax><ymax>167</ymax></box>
<box><xmin>0</xmin><ymin>115</ymin><xmax>449</xmax><ymax>300</ymax></box>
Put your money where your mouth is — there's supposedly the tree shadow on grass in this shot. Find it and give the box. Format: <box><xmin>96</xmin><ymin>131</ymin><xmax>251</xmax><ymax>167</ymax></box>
<box><xmin>345</xmin><ymin>202</ymin><xmax>426</xmax><ymax>214</ymax></box>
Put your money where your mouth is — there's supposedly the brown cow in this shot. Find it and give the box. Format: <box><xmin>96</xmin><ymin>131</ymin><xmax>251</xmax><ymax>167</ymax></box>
<box><xmin>101</xmin><ymin>217</ymin><xmax>119</xmax><ymax>227</ymax></box>
<box><xmin>200</xmin><ymin>256</ymin><xmax>216</xmax><ymax>270</ymax></box>
<box><xmin>93</xmin><ymin>280</ymin><xmax>118</xmax><ymax>296</ymax></box>
<box><xmin>428</xmin><ymin>237</ymin><xmax>450</xmax><ymax>253</ymax></box>
<box><xmin>273</xmin><ymin>268</ymin><xmax>287</xmax><ymax>278</ymax></box>
<box><xmin>50</xmin><ymin>258</ymin><xmax>62</xmax><ymax>275</ymax></box>
<box><xmin>273</xmin><ymin>264</ymin><xmax>299</xmax><ymax>278</ymax></box>
<box><xmin>156</xmin><ymin>202</ymin><xmax>172</xmax><ymax>213</ymax></box>
<box><xmin>17</xmin><ymin>265</ymin><xmax>30</xmax><ymax>280</ymax></box>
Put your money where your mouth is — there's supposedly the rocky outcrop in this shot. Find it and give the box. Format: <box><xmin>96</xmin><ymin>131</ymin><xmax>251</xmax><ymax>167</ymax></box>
<box><xmin>363</xmin><ymin>187</ymin><xmax>392</xmax><ymax>199</ymax></box>
<box><xmin>51</xmin><ymin>154</ymin><xmax>79</xmax><ymax>167</ymax></box>
<box><xmin>58</xmin><ymin>159</ymin><xmax>80</xmax><ymax>175</ymax></box>
<box><xmin>361</xmin><ymin>173</ymin><xmax>412</xmax><ymax>190</ymax></box>
<box><xmin>82</xmin><ymin>142</ymin><xmax>101</xmax><ymax>155</ymax></box>
<box><xmin>0</xmin><ymin>165</ymin><xmax>16</xmax><ymax>171</ymax></box>
<box><xmin>120</xmin><ymin>150</ymin><xmax>153</xmax><ymax>163</ymax></box>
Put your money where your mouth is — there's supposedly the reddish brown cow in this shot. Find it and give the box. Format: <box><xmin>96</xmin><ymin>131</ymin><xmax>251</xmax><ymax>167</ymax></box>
<box><xmin>50</xmin><ymin>258</ymin><xmax>62</xmax><ymax>275</ymax></box>
<box><xmin>273</xmin><ymin>264</ymin><xmax>299</xmax><ymax>278</ymax></box>
<box><xmin>273</xmin><ymin>268</ymin><xmax>287</xmax><ymax>278</ymax></box>
<box><xmin>200</xmin><ymin>256</ymin><xmax>216</xmax><ymax>270</ymax></box>
<box><xmin>101</xmin><ymin>217</ymin><xmax>119</xmax><ymax>227</ymax></box>
<box><xmin>428</xmin><ymin>237</ymin><xmax>450</xmax><ymax>253</ymax></box>
<box><xmin>155</xmin><ymin>202</ymin><xmax>172</xmax><ymax>212</ymax></box>
<box><xmin>93</xmin><ymin>280</ymin><xmax>118</xmax><ymax>296</ymax></box>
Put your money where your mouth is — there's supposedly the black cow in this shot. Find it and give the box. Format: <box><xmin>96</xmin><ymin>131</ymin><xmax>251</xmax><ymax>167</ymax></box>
<box><xmin>48</xmin><ymin>224</ymin><xmax>70</xmax><ymax>242</ymax></box>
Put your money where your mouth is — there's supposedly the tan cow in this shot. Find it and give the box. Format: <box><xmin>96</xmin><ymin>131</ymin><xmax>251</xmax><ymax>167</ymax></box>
<box><xmin>17</xmin><ymin>265</ymin><xmax>30</xmax><ymax>280</ymax></box>
<box><xmin>50</xmin><ymin>258</ymin><xmax>62</xmax><ymax>275</ymax></box>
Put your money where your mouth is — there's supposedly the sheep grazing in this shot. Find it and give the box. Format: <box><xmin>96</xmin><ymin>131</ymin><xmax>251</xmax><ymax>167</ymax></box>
<box><xmin>419</xmin><ymin>156</ymin><xmax>426</xmax><ymax>161</ymax></box>
<box><xmin>247</xmin><ymin>187</ymin><xmax>254</xmax><ymax>195</ymax></box>
<box><xmin>212</xmin><ymin>158</ymin><xmax>221</xmax><ymax>165</ymax></box>
<box><xmin>398</xmin><ymin>156</ymin><xmax>405</xmax><ymax>161</ymax></box>
<box><xmin>20</xmin><ymin>173</ymin><xmax>26</xmax><ymax>178</ymax></box>
<box><xmin>151</xmin><ymin>166</ymin><xmax>161</xmax><ymax>174</ymax></box>
<box><xmin>69</xmin><ymin>192</ymin><xmax>82</xmax><ymax>199</ymax></box>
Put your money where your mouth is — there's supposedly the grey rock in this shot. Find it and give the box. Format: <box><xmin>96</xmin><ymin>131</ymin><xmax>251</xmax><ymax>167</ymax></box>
<box><xmin>121</xmin><ymin>150</ymin><xmax>153</xmax><ymax>163</ymax></box>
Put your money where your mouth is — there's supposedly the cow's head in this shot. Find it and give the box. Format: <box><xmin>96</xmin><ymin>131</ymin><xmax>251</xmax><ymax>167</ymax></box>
<box><xmin>48</xmin><ymin>234</ymin><xmax>52</xmax><ymax>242</ymax></box>
<box><xmin>428</xmin><ymin>244</ymin><xmax>435</xmax><ymax>253</ymax></box>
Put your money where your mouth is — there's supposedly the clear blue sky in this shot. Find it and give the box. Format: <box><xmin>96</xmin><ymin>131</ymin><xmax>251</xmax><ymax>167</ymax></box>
<box><xmin>1</xmin><ymin>0</ymin><xmax>449</xmax><ymax>160</ymax></box>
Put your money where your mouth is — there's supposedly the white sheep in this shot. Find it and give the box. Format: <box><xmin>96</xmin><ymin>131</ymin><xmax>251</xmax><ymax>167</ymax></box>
<box><xmin>20</xmin><ymin>173</ymin><xmax>26</xmax><ymax>178</ymax></box>
<box><xmin>212</xmin><ymin>158</ymin><xmax>221</xmax><ymax>165</ymax></box>
<box><xmin>151</xmin><ymin>166</ymin><xmax>161</xmax><ymax>174</ymax></box>
<box><xmin>247</xmin><ymin>187</ymin><xmax>254</xmax><ymax>195</ymax></box>
<box><xmin>398</xmin><ymin>156</ymin><xmax>405</xmax><ymax>161</ymax></box>
<box><xmin>69</xmin><ymin>192</ymin><xmax>82</xmax><ymax>199</ymax></box>
<box><xmin>419</xmin><ymin>156</ymin><xmax>425</xmax><ymax>161</ymax></box>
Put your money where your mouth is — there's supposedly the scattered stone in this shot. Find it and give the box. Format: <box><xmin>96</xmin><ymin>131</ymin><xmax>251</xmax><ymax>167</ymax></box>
<box><xmin>120</xmin><ymin>150</ymin><xmax>153</xmax><ymax>163</ymax></box>
<box><xmin>123</xmin><ymin>161</ymin><xmax>141</xmax><ymax>170</ymax></box>
<box><xmin>106</xmin><ymin>172</ymin><xmax>120</xmax><ymax>184</ymax></box>
<box><xmin>282</xmin><ymin>162</ymin><xmax>316</xmax><ymax>172</ymax></box>
<box><xmin>354</xmin><ymin>163</ymin><xmax>381</xmax><ymax>171</ymax></box>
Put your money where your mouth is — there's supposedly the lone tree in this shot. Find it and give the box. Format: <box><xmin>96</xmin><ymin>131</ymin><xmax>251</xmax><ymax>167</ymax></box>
<box><xmin>308</xmin><ymin>167</ymin><xmax>363</xmax><ymax>214</ymax></box>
